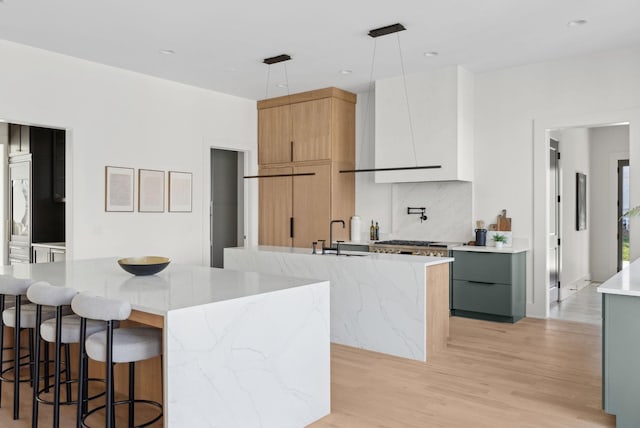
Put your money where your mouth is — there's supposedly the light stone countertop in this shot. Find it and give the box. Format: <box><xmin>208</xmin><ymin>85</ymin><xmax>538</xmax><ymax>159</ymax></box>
<box><xmin>451</xmin><ymin>242</ymin><xmax>529</xmax><ymax>254</ymax></box>
<box><xmin>31</xmin><ymin>242</ymin><xmax>66</xmax><ymax>250</ymax></box>
<box><xmin>2</xmin><ymin>257</ymin><xmax>326</xmax><ymax>316</ymax></box>
<box><xmin>243</xmin><ymin>245</ymin><xmax>454</xmax><ymax>266</ymax></box>
<box><xmin>598</xmin><ymin>258</ymin><xmax>640</xmax><ymax>297</ymax></box>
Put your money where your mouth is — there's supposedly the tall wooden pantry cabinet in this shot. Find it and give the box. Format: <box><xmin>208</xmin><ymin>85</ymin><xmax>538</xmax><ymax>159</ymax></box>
<box><xmin>257</xmin><ymin>87</ymin><xmax>356</xmax><ymax>248</ymax></box>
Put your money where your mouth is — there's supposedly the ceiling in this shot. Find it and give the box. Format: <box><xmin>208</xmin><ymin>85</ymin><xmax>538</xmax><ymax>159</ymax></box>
<box><xmin>1</xmin><ymin>0</ymin><xmax>639</xmax><ymax>100</ymax></box>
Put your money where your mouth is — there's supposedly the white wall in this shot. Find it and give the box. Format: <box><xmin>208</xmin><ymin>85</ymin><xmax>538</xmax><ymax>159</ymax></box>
<box><xmin>475</xmin><ymin>46</ymin><xmax>640</xmax><ymax>317</ymax></box>
<box><xmin>0</xmin><ymin>40</ymin><xmax>257</xmax><ymax>265</ymax></box>
<box><xmin>355</xmin><ymin>90</ymin><xmax>473</xmax><ymax>243</ymax></box>
<box><xmin>557</xmin><ymin>128</ymin><xmax>591</xmax><ymax>298</ymax></box>
<box><xmin>589</xmin><ymin>125</ymin><xmax>630</xmax><ymax>281</ymax></box>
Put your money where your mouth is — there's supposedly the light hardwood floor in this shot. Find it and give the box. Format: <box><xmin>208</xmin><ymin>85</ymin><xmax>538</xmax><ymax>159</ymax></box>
<box><xmin>0</xmin><ymin>317</ymin><xmax>614</xmax><ymax>427</ymax></box>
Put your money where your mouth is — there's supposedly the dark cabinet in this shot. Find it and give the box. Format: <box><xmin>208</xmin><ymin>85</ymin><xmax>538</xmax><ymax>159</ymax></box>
<box><xmin>7</xmin><ymin>124</ymin><xmax>65</xmax><ymax>264</ymax></box>
<box><xmin>451</xmin><ymin>250</ymin><xmax>526</xmax><ymax>323</ymax></box>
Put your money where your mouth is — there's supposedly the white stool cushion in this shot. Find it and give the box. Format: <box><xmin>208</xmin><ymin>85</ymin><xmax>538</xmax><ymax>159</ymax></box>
<box><xmin>3</xmin><ymin>303</ymin><xmax>58</xmax><ymax>328</ymax></box>
<box><xmin>40</xmin><ymin>314</ymin><xmax>109</xmax><ymax>344</ymax></box>
<box><xmin>86</xmin><ymin>327</ymin><xmax>162</xmax><ymax>363</ymax></box>
<box><xmin>27</xmin><ymin>282</ymin><xmax>77</xmax><ymax>307</ymax></box>
<box><xmin>71</xmin><ymin>293</ymin><xmax>131</xmax><ymax>321</ymax></box>
<box><xmin>0</xmin><ymin>275</ymin><xmax>34</xmax><ymax>296</ymax></box>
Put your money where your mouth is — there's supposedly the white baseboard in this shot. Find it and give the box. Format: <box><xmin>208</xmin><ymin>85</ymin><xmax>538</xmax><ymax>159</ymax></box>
<box><xmin>559</xmin><ymin>274</ymin><xmax>592</xmax><ymax>301</ymax></box>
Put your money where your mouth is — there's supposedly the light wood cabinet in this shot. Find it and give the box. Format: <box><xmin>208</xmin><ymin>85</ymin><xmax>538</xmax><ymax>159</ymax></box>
<box><xmin>258</xmin><ymin>167</ymin><xmax>293</xmax><ymax>247</ymax></box>
<box><xmin>257</xmin><ymin>88</ymin><xmax>356</xmax><ymax>248</ymax></box>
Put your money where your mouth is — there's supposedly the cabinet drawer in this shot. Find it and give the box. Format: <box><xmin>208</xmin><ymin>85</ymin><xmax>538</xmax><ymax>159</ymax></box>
<box><xmin>452</xmin><ymin>279</ymin><xmax>512</xmax><ymax>316</ymax></box>
<box><xmin>9</xmin><ymin>245</ymin><xmax>30</xmax><ymax>259</ymax></box>
<box><xmin>452</xmin><ymin>251</ymin><xmax>512</xmax><ymax>284</ymax></box>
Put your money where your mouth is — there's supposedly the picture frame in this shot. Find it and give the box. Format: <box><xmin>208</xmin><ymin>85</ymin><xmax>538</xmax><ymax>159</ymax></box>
<box><xmin>576</xmin><ymin>172</ymin><xmax>587</xmax><ymax>231</ymax></box>
<box><xmin>105</xmin><ymin>166</ymin><xmax>134</xmax><ymax>212</ymax></box>
<box><xmin>138</xmin><ymin>169</ymin><xmax>165</xmax><ymax>212</ymax></box>
<box><xmin>168</xmin><ymin>171</ymin><xmax>192</xmax><ymax>212</ymax></box>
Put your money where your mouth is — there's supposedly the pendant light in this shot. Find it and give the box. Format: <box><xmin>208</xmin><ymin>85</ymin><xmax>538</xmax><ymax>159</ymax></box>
<box><xmin>339</xmin><ymin>23</ymin><xmax>441</xmax><ymax>174</ymax></box>
<box><xmin>243</xmin><ymin>54</ymin><xmax>317</xmax><ymax>180</ymax></box>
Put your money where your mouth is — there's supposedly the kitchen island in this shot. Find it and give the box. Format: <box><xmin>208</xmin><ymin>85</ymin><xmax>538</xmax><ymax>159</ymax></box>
<box><xmin>3</xmin><ymin>258</ymin><xmax>330</xmax><ymax>428</ymax></box>
<box><xmin>224</xmin><ymin>246</ymin><xmax>453</xmax><ymax>362</ymax></box>
<box><xmin>598</xmin><ymin>258</ymin><xmax>640</xmax><ymax>427</ymax></box>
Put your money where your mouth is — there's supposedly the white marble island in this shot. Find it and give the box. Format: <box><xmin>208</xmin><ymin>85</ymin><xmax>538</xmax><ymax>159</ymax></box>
<box><xmin>224</xmin><ymin>246</ymin><xmax>453</xmax><ymax>362</ymax></box>
<box><xmin>3</xmin><ymin>258</ymin><xmax>330</xmax><ymax>428</ymax></box>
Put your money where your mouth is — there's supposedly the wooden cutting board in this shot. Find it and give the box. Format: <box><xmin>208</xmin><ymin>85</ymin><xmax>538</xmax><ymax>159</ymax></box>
<box><xmin>497</xmin><ymin>210</ymin><xmax>512</xmax><ymax>231</ymax></box>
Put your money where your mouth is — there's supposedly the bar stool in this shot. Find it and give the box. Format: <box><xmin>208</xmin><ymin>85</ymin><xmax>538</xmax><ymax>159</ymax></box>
<box><xmin>0</xmin><ymin>274</ymin><xmax>51</xmax><ymax>420</ymax></box>
<box><xmin>27</xmin><ymin>282</ymin><xmax>108</xmax><ymax>428</ymax></box>
<box><xmin>72</xmin><ymin>292</ymin><xmax>163</xmax><ymax>428</ymax></box>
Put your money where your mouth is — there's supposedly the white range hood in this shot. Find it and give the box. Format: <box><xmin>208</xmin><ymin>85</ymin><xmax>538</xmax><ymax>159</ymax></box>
<box><xmin>374</xmin><ymin>65</ymin><xmax>474</xmax><ymax>183</ymax></box>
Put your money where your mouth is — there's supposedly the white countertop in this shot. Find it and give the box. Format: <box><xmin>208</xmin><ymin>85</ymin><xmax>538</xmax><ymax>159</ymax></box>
<box><xmin>451</xmin><ymin>242</ymin><xmax>529</xmax><ymax>254</ymax></box>
<box><xmin>1</xmin><ymin>258</ymin><xmax>325</xmax><ymax>316</ymax></box>
<box><xmin>240</xmin><ymin>245</ymin><xmax>453</xmax><ymax>266</ymax></box>
<box><xmin>598</xmin><ymin>258</ymin><xmax>640</xmax><ymax>296</ymax></box>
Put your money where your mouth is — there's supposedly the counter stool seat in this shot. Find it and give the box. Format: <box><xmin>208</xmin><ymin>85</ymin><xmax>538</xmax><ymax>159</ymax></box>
<box><xmin>40</xmin><ymin>315</ymin><xmax>106</xmax><ymax>344</ymax></box>
<box><xmin>3</xmin><ymin>303</ymin><xmax>57</xmax><ymax>328</ymax></box>
<box><xmin>86</xmin><ymin>327</ymin><xmax>162</xmax><ymax>364</ymax></box>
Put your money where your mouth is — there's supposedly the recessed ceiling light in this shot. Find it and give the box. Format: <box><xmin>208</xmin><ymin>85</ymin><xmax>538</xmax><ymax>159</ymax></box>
<box><xmin>423</xmin><ymin>51</ymin><xmax>439</xmax><ymax>57</ymax></box>
<box><xmin>276</xmin><ymin>83</ymin><xmax>288</xmax><ymax>88</ymax></box>
<box><xmin>159</xmin><ymin>49</ymin><xmax>175</xmax><ymax>55</ymax></box>
<box><xmin>339</xmin><ymin>69</ymin><xmax>353</xmax><ymax>75</ymax></box>
<box><xmin>568</xmin><ymin>19</ymin><xmax>588</xmax><ymax>27</ymax></box>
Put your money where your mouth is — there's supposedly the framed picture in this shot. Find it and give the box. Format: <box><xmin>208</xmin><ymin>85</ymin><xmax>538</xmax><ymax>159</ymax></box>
<box><xmin>105</xmin><ymin>166</ymin><xmax>134</xmax><ymax>212</ymax></box>
<box><xmin>576</xmin><ymin>172</ymin><xmax>587</xmax><ymax>230</ymax></box>
<box><xmin>168</xmin><ymin>171</ymin><xmax>192</xmax><ymax>212</ymax></box>
<box><xmin>138</xmin><ymin>169</ymin><xmax>165</xmax><ymax>212</ymax></box>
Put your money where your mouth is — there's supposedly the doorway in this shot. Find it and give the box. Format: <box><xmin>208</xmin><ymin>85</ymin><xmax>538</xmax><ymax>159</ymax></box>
<box><xmin>618</xmin><ymin>159</ymin><xmax>630</xmax><ymax>271</ymax></box>
<box><xmin>549</xmin><ymin>138</ymin><xmax>561</xmax><ymax>303</ymax></box>
<box><xmin>210</xmin><ymin>148</ymin><xmax>245</xmax><ymax>268</ymax></box>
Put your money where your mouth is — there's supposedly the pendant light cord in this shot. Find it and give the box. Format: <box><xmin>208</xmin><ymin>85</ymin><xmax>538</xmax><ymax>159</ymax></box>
<box><xmin>397</xmin><ymin>33</ymin><xmax>418</xmax><ymax>167</ymax></box>
<box><xmin>264</xmin><ymin>65</ymin><xmax>271</xmax><ymax>99</ymax></box>
<box><xmin>358</xmin><ymin>38</ymin><xmax>377</xmax><ymax>170</ymax></box>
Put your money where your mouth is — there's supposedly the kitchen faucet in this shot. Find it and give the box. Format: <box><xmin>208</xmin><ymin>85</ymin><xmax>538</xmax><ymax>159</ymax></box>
<box><xmin>329</xmin><ymin>220</ymin><xmax>345</xmax><ymax>249</ymax></box>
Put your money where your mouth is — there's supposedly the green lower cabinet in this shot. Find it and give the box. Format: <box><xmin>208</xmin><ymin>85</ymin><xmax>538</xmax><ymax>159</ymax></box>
<box><xmin>451</xmin><ymin>250</ymin><xmax>526</xmax><ymax>323</ymax></box>
<box><xmin>602</xmin><ymin>293</ymin><xmax>640</xmax><ymax>426</ymax></box>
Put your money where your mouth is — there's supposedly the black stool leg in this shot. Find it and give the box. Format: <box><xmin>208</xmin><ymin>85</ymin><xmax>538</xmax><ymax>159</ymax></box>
<box><xmin>44</xmin><ymin>341</ymin><xmax>50</xmax><ymax>393</ymax></box>
<box><xmin>28</xmin><ymin>328</ymin><xmax>34</xmax><ymax>387</ymax></box>
<box><xmin>53</xmin><ymin>307</ymin><xmax>63</xmax><ymax>428</ymax></box>
<box><xmin>76</xmin><ymin>318</ymin><xmax>87</xmax><ymax>428</ymax></box>
<box><xmin>129</xmin><ymin>362</ymin><xmax>135</xmax><ymax>427</ymax></box>
<box><xmin>106</xmin><ymin>321</ymin><xmax>114</xmax><ymax>428</ymax></box>
<box><xmin>13</xmin><ymin>295</ymin><xmax>21</xmax><ymax>420</ymax></box>
<box><xmin>64</xmin><ymin>343</ymin><xmax>72</xmax><ymax>403</ymax></box>
<box><xmin>32</xmin><ymin>305</ymin><xmax>43</xmax><ymax>428</ymax></box>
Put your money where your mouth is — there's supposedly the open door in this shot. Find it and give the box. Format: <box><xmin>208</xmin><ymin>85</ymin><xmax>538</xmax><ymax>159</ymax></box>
<box><xmin>618</xmin><ymin>159</ymin><xmax>630</xmax><ymax>272</ymax></box>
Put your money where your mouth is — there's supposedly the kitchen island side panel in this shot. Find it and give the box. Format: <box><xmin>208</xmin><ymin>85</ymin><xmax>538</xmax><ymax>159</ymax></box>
<box><xmin>224</xmin><ymin>247</ymin><xmax>452</xmax><ymax>361</ymax></box>
<box><xmin>165</xmin><ymin>281</ymin><xmax>330</xmax><ymax>428</ymax></box>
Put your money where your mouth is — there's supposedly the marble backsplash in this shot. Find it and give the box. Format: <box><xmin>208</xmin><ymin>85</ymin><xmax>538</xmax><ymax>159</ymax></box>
<box><xmin>355</xmin><ymin>180</ymin><xmax>473</xmax><ymax>243</ymax></box>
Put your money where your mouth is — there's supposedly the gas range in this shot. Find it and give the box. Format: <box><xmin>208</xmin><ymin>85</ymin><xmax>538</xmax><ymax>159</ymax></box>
<box><xmin>369</xmin><ymin>240</ymin><xmax>460</xmax><ymax>257</ymax></box>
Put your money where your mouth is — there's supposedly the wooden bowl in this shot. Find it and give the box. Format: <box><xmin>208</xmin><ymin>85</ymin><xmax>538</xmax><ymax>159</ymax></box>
<box><xmin>117</xmin><ymin>256</ymin><xmax>171</xmax><ymax>276</ymax></box>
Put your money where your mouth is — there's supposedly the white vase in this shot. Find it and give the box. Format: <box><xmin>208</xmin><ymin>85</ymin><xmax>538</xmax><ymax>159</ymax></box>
<box><xmin>495</xmin><ymin>241</ymin><xmax>504</xmax><ymax>249</ymax></box>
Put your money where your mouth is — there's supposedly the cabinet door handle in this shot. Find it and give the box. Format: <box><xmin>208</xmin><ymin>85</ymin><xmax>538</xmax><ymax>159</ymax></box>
<box><xmin>468</xmin><ymin>280</ymin><xmax>496</xmax><ymax>285</ymax></box>
<box><xmin>290</xmin><ymin>141</ymin><xmax>294</xmax><ymax>162</ymax></box>
<box><xmin>290</xmin><ymin>217</ymin><xmax>294</xmax><ymax>238</ymax></box>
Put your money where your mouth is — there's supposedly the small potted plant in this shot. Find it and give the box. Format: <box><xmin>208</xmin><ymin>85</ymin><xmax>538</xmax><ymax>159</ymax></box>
<box><xmin>492</xmin><ymin>233</ymin><xmax>507</xmax><ymax>249</ymax></box>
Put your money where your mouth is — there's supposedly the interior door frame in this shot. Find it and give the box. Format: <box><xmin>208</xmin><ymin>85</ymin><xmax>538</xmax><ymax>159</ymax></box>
<box><xmin>203</xmin><ymin>144</ymin><xmax>250</xmax><ymax>267</ymax></box>
<box><xmin>618</xmin><ymin>159</ymin><xmax>630</xmax><ymax>272</ymax></box>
